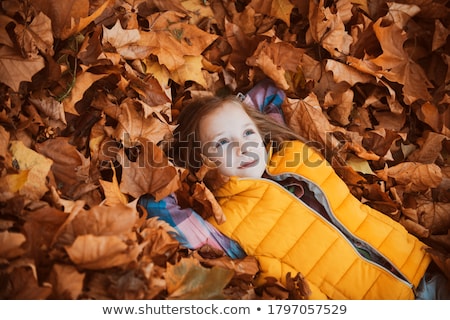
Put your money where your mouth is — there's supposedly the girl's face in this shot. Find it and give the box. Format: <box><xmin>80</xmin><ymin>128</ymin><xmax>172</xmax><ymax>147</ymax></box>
<box><xmin>199</xmin><ymin>102</ymin><xmax>267</xmax><ymax>178</ymax></box>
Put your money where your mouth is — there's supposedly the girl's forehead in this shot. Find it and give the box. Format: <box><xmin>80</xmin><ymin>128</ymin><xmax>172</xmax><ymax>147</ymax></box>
<box><xmin>206</xmin><ymin>101</ymin><xmax>246</xmax><ymax>118</ymax></box>
<box><xmin>198</xmin><ymin>102</ymin><xmax>253</xmax><ymax>138</ymax></box>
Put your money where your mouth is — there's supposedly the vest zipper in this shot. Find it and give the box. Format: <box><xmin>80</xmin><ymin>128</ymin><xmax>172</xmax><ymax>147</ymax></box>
<box><xmin>244</xmin><ymin>174</ymin><xmax>414</xmax><ymax>289</ymax></box>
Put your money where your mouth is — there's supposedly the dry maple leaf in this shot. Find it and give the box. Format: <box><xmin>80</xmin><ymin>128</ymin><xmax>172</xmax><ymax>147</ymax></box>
<box><xmin>138</xmin><ymin>11</ymin><xmax>218</xmax><ymax>72</ymax></box>
<box><xmin>308</xmin><ymin>0</ymin><xmax>353</xmax><ymax>58</ymax></box>
<box><xmin>118</xmin><ymin>138</ymin><xmax>180</xmax><ymax>201</ymax></box>
<box><xmin>0</xmin><ymin>231</ymin><xmax>26</xmax><ymax>260</ymax></box>
<box><xmin>5</xmin><ymin>140</ymin><xmax>53</xmax><ymax>201</ymax></box>
<box><xmin>65</xmin><ymin>234</ymin><xmax>142</xmax><ymax>270</ymax></box>
<box><xmin>370</xmin><ymin>19</ymin><xmax>433</xmax><ymax>105</ymax></box>
<box><xmin>48</xmin><ymin>264</ymin><xmax>85</xmax><ymax>299</ymax></box>
<box><xmin>382</xmin><ymin>162</ymin><xmax>442</xmax><ymax>192</ymax></box>
<box><xmin>247</xmin><ymin>40</ymin><xmax>305</xmax><ymax>91</ymax></box>
<box><xmin>249</xmin><ymin>0</ymin><xmax>294</xmax><ymax>26</ymax></box>
<box><xmin>166</xmin><ymin>257</ymin><xmax>234</xmax><ymax>299</ymax></box>
<box><xmin>0</xmin><ymin>46</ymin><xmax>45</xmax><ymax>92</ymax></box>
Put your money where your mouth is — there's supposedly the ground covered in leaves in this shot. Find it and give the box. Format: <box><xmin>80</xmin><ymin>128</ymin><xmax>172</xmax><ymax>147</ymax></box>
<box><xmin>0</xmin><ymin>0</ymin><xmax>449</xmax><ymax>299</ymax></box>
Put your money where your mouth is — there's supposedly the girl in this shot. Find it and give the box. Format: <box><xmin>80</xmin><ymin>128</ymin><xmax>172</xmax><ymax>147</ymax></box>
<box><xmin>141</xmin><ymin>82</ymin><xmax>448</xmax><ymax>299</ymax></box>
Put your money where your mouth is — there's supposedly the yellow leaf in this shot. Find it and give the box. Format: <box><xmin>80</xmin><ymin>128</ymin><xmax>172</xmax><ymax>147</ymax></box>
<box><xmin>4</xmin><ymin>170</ymin><xmax>30</xmax><ymax>193</ymax></box>
<box><xmin>346</xmin><ymin>155</ymin><xmax>375</xmax><ymax>175</ymax></box>
<box><xmin>99</xmin><ymin>165</ymin><xmax>128</xmax><ymax>206</ymax></box>
<box><xmin>170</xmin><ymin>55</ymin><xmax>207</xmax><ymax>87</ymax></box>
<box><xmin>9</xmin><ymin>140</ymin><xmax>53</xmax><ymax>200</ymax></box>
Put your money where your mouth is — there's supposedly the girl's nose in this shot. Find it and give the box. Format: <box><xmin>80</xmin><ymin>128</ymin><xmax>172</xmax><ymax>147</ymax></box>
<box><xmin>235</xmin><ymin>140</ymin><xmax>247</xmax><ymax>156</ymax></box>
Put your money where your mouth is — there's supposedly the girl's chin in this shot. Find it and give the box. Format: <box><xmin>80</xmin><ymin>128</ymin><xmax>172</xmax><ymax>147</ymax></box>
<box><xmin>236</xmin><ymin>166</ymin><xmax>265</xmax><ymax>178</ymax></box>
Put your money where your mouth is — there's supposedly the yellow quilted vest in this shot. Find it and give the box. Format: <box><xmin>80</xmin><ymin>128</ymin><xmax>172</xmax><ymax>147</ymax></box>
<box><xmin>208</xmin><ymin>141</ymin><xmax>431</xmax><ymax>299</ymax></box>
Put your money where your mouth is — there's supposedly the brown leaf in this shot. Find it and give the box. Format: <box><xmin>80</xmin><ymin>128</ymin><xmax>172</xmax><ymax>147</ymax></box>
<box><xmin>55</xmin><ymin>202</ymin><xmax>138</xmax><ymax>247</ymax></box>
<box><xmin>29</xmin><ymin>91</ymin><xmax>67</xmax><ymax>125</ymax></box>
<box><xmin>113</xmin><ymin>99</ymin><xmax>172</xmax><ymax>147</ymax></box>
<box><xmin>0</xmin><ymin>46</ymin><xmax>45</xmax><ymax>92</ymax></box>
<box><xmin>140</xmin><ymin>217</ymin><xmax>180</xmax><ymax>267</ymax></box>
<box><xmin>417</xmin><ymin>197</ymin><xmax>450</xmax><ymax>235</ymax></box>
<box><xmin>14</xmin><ymin>11</ymin><xmax>54</xmax><ymax>56</ymax></box>
<box><xmin>0</xmin><ymin>231</ymin><xmax>26</xmax><ymax>259</ymax></box>
<box><xmin>247</xmin><ymin>40</ymin><xmax>304</xmax><ymax>90</ymax></box>
<box><xmin>424</xmin><ymin>247</ymin><xmax>450</xmax><ymax>281</ymax></box>
<box><xmin>249</xmin><ymin>0</ymin><xmax>294</xmax><ymax>26</ymax></box>
<box><xmin>193</xmin><ymin>249</ymin><xmax>259</xmax><ymax>278</ymax></box>
<box><xmin>370</xmin><ymin>19</ymin><xmax>433</xmax><ymax>104</ymax></box>
<box><xmin>432</xmin><ymin>19</ymin><xmax>450</xmax><ymax>51</ymax></box>
<box><xmin>48</xmin><ymin>264</ymin><xmax>85</xmax><ymax>299</ymax></box>
<box><xmin>166</xmin><ymin>257</ymin><xmax>234</xmax><ymax>299</ymax></box>
<box><xmin>62</xmin><ymin>68</ymin><xmax>109</xmax><ymax>115</ymax></box>
<box><xmin>119</xmin><ymin>139</ymin><xmax>180</xmax><ymax>200</ymax></box>
<box><xmin>1</xmin><ymin>259</ymin><xmax>52</xmax><ymax>299</ymax></box>
<box><xmin>36</xmin><ymin>137</ymin><xmax>95</xmax><ymax>199</ymax></box>
<box><xmin>383</xmin><ymin>162</ymin><xmax>442</xmax><ymax>192</ymax></box>
<box><xmin>326</xmin><ymin>57</ymin><xmax>375</xmax><ymax>83</ymax></box>
<box><xmin>22</xmin><ymin>206</ymin><xmax>68</xmax><ymax>265</ymax></box>
<box><xmin>31</xmin><ymin>0</ymin><xmax>94</xmax><ymax>40</ymax></box>
<box><xmin>407</xmin><ymin>131</ymin><xmax>447</xmax><ymax>164</ymax></box>
<box><xmin>101</xmin><ymin>20</ymin><xmax>142</xmax><ymax>58</ymax></box>
<box><xmin>142</xmin><ymin>11</ymin><xmax>218</xmax><ymax>70</ymax></box>
<box><xmin>283</xmin><ymin>93</ymin><xmax>346</xmax><ymax>152</ymax></box>
<box><xmin>191</xmin><ymin>182</ymin><xmax>226</xmax><ymax>224</ymax></box>
<box><xmin>309</xmin><ymin>0</ymin><xmax>352</xmax><ymax>58</ymax></box>
<box><xmin>65</xmin><ymin>234</ymin><xmax>141</xmax><ymax>269</ymax></box>
<box><xmin>400</xmin><ymin>216</ymin><xmax>430</xmax><ymax>239</ymax></box>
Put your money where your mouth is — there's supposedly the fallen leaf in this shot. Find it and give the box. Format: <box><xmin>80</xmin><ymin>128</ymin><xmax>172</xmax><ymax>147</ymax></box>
<box><xmin>249</xmin><ymin>0</ymin><xmax>294</xmax><ymax>26</ymax></box>
<box><xmin>384</xmin><ymin>162</ymin><xmax>442</xmax><ymax>192</ymax></box>
<box><xmin>9</xmin><ymin>140</ymin><xmax>53</xmax><ymax>200</ymax></box>
<box><xmin>0</xmin><ymin>231</ymin><xmax>26</xmax><ymax>259</ymax></box>
<box><xmin>99</xmin><ymin>165</ymin><xmax>128</xmax><ymax>206</ymax></box>
<box><xmin>0</xmin><ymin>46</ymin><xmax>45</xmax><ymax>92</ymax></box>
<box><xmin>166</xmin><ymin>257</ymin><xmax>234</xmax><ymax>299</ymax></box>
<box><xmin>48</xmin><ymin>264</ymin><xmax>85</xmax><ymax>299</ymax></box>
<box><xmin>65</xmin><ymin>234</ymin><xmax>141</xmax><ymax>269</ymax></box>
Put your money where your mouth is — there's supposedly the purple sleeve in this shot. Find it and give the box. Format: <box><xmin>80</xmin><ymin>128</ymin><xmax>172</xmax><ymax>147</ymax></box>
<box><xmin>139</xmin><ymin>194</ymin><xmax>246</xmax><ymax>259</ymax></box>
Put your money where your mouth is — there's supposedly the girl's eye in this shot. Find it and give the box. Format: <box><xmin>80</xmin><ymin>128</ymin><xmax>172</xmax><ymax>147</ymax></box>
<box><xmin>244</xmin><ymin>129</ymin><xmax>255</xmax><ymax>137</ymax></box>
<box><xmin>215</xmin><ymin>138</ymin><xmax>229</xmax><ymax>148</ymax></box>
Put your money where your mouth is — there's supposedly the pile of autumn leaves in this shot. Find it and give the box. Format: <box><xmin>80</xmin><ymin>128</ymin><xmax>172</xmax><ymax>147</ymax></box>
<box><xmin>1</xmin><ymin>0</ymin><xmax>450</xmax><ymax>299</ymax></box>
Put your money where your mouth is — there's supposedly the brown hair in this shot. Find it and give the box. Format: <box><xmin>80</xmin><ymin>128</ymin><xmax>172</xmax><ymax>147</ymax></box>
<box><xmin>167</xmin><ymin>95</ymin><xmax>304</xmax><ymax>175</ymax></box>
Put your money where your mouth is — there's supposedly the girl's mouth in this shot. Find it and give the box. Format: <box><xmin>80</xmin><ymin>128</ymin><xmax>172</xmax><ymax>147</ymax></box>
<box><xmin>239</xmin><ymin>160</ymin><xmax>257</xmax><ymax>168</ymax></box>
